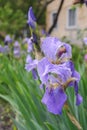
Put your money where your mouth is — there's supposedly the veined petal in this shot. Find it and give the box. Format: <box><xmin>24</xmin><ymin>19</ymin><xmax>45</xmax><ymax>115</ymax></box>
<box><xmin>42</xmin><ymin>87</ymin><xmax>67</xmax><ymax>115</ymax></box>
<box><xmin>41</xmin><ymin>37</ymin><xmax>72</xmax><ymax>63</ymax></box>
<box><xmin>25</xmin><ymin>59</ymin><xmax>38</xmax><ymax>72</ymax></box>
<box><xmin>37</xmin><ymin>57</ymin><xmax>53</xmax><ymax>83</ymax></box>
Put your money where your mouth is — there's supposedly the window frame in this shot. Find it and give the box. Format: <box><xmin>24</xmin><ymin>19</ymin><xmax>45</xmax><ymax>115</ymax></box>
<box><xmin>66</xmin><ymin>8</ymin><xmax>78</xmax><ymax>29</ymax></box>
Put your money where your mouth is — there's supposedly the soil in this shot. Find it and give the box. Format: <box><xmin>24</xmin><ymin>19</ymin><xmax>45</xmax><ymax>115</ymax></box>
<box><xmin>0</xmin><ymin>99</ymin><xmax>15</xmax><ymax>130</ymax></box>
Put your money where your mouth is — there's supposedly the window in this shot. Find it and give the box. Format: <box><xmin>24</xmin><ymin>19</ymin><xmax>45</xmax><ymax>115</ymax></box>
<box><xmin>67</xmin><ymin>8</ymin><xmax>77</xmax><ymax>28</ymax></box>
<box><xmin>52</xmin><ymin>12</ymin><xmax>57</xmax><ymax>28</ymax></box>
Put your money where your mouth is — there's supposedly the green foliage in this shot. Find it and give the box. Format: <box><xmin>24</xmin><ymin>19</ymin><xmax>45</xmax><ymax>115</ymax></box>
<box><xmin>0</xmin><ymin>0</ymin><xmax>46</xmax><ymax>37</ymax></box>
<box><xmin>0</xmin><ymin>2</ymin><xmax>26</xmax><ymax>35</ymax></box>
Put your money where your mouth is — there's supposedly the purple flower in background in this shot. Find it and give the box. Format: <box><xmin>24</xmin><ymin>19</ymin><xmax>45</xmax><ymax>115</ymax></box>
<box><xmin>4</xmin><ymin>35</ymin><xmax>12</xmax><ymax>45</ymax></box>
<box><xmin>41</xmin><ymin>37</ymin><xmax>72</xmax><ymax>63</ymax></box>
<box><xmin>84</xmin><ymin>54</ymin><xmax>87</xmax><ymax>62</ymax></box>
<box><xmin>0</xmin><ymin>45</ymin><xmax>4</xmax><ymax>53</ymax></box>
<box><xmin>25</xmin><ymin>55</ymin><xmax>38</xmax><ymax>79</ymax></box>
<box><xmin>27</xmin><ymin>7</ymin><xmax>36</xmax><ymax>29</ymax></box>
<box><xmin>3</xmin><ymin>45</ymin><xmax>10</xmax><ymax>53</ymax></box>
<box><xmin>23</xmin><ymin>37</ymin><xmax>29</xmax><ymax>44</ymax></box>
<box><xmin>14</xmin><ymin>41</ymin><xmax>20</xmax><ymax>47</ymax></box>
<box><xmin>25</xmin><ymin>55</ymin><xmax>38</xmax><ymax>72</ymax></box>
<box><xmin>0</xmin><ymin>45</ymin><xmax>9</xmax><ymax>54</ymax></box>
<box><xmin>32</xmin><ymin>33</ymin><xmax>38</xmax><ymax>44</ymax></box>
<box><xmin>13</xmin><ymin>41</ymin><xmax>20</xmax><ymax>58</ymax></box>
<box><xmin>83</xmin><ymin>37</ymin><xmax>87</xmax><ymax>45</ymax></box>
<box><xmin>84</xmin><ymin>0</ymin><xmax>87</xmax><ymax>5</ymax></box>
<box><xmin>27</xmin><ymin>38</ymin><xmax>33</xmax><ymax>53</ymax></box>
<box><xmin>41</xmin><ymin>29</ymin><xmax>49</xmax><ymax>36</ymax></box>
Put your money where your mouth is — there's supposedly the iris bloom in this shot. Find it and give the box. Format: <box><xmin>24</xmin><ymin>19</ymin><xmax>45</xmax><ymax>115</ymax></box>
<box><xmin>13</xmin><ymin>41</ymin><xmax>20</xmax><ymax>58</ymax></box>
<box><xmin>4</xmin><ymin>35</ymin><xmax>12</xmax><ymax>44</ymax></box>
<box><xmin>25</xmin><ymin>35</ymin><xmax>83</xmax><ymax>115</ymax></box>
<box><xmin>37</xmin><ymin>57</ymin><xmax>82</xmax><ymax>115</ymax></box>
<box><xmin>27</xmin><ymin>7</ymin><xmax>36</xmax><ymax>29</ymax></box>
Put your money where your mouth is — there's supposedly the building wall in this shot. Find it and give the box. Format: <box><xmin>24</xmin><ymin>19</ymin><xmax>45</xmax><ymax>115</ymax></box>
<box><xmin>46</xmin><ymin>0</ymin><xmax>87</xmax><ymax>45</ymax></box>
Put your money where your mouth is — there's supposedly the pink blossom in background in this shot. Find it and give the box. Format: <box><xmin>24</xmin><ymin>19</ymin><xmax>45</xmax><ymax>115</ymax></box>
<box><xmin>84</xmin><ymin>54</ymin><xmax>87</xmax><ymax>62</ymax></box>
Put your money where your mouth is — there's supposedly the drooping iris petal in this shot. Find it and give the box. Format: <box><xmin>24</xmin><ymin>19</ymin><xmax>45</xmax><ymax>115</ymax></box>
<box><xmin>41</xmin><ymin>37</ymin><xmax>72</xmax><ymax>63</ymax></box>
<box><xmin>42</xmin><ymin>87</ymin><xmax>67</xmax><ymax>115</ymax></box>
<box><xmin>25</xmin><ymin>59</ymin><xmax>38</xmax><ymax>72</ymax></box>
<box><xmin>27</xmin><ymin>7</ymin><xmax>36</xmax><ymax>29</ymax></box>
<box><xmin>37</xmin><ymin>57</ymin><xmax>53</xmax><ymax>83</ymax></box>
<box><xmin>64</xmin><ymin>61</ymin><xmax>80</xmax><ymax>86</ymax></box>
<box><xmin>74</xmin><ymin>81</ymin><xmax>83</xmax><ymax>106</ymax></box>
<box><xmin>37</xmin><ymin>57</ymin><xmax>72</xmax><ymax>84</ymax></box>
<box><xmin>76</xmin><ymin>93</ymin><xmax>83</xmax><ymax>106</ymax></box>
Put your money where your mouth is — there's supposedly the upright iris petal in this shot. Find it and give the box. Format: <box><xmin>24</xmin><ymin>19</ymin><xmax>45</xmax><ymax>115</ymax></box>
<box><xmin>27</xmin><ymin>7</ymin><xmax>36</xmax><ymax>29</ymax></box>
<box><xmin>41</xmin><ymin>37</ymin><xmax>72</xmax><ymax>63</ymax></box>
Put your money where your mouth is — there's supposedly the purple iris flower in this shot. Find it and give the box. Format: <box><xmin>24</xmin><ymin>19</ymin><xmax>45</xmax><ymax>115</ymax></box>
<box><xmin>23</xmin><ymin>37</ymin><xmax>29</xmax><ymax>44</ymax></box>
<box><xmin>13</xmin><ymin>41</ymin><xmax>20</xmax><ymax>58</ymax></box>
<box><xmin>84</xmin><ymin>54</ymin><xmax>87</xmax><ymax>62</ymax></box>
<box><xmin>27</xmin><ymin>7</ymin><xmax>36</xmax><ymax>29</ymax></box>
<box><xmin>41</xmin><ymin>37</ymin><xmax>72</xmax><ymax>63</ymax></box>
<box><xmin>4</xmin><ymin>35</ymin><xmax>12</xmax><ymax>44</ymax></box>
<box><xmin>3</xmin><ymin>45</ymin><xmax>10</xmax><ymax>54</ymax></box>
<box><xmin>0</xmin><ymin>45</ymin><xmax>10</xmax><ymax>54</ymax></box>
<box><xmin>37</xmin><ymin>57</ymin><xmax>71</xmax><ymax>114</ymax></box>
<box><xmin>37</xmin><ymin>57</ymin><xmax>82</xmax><ymax>114</ymax></box>
<box><xmin>83</xmin><ymin>37</ymin><xmax>87</xmax><ymax>45</ymax></box>
<box><xmin>0</xmin><ymin>45</ymin><xmax>4</xmax><ymax>53</ymax></box>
